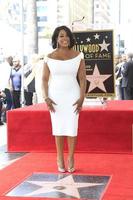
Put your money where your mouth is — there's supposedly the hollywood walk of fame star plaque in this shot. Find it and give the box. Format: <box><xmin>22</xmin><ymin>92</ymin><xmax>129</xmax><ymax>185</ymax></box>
<box><xmin>6</xmin><ymin>173</ymin><xmax>110</xmax><ymax>199</ymax></box>
<box><xmin>73</xmin><ymin>30</ymin><xmax>115</xmax><ymax>98</ymax></box>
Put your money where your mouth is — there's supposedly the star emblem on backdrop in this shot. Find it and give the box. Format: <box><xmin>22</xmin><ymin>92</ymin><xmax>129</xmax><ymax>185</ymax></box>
<box><xmin>99</xmin><ymin>39</ymin><xmax>110</xmax><ymax>52</ymax></box>
<box><xmin>86</xmin><ymin>64</ymin><xmax>112</xmax><ymax>92</ymax></box>
<box><xmin>86</xmin><ymin>37</ymin><xmax>91</xmax><ymax>42</ymax></box>
<box><xmin>94</xmin><ymin>33</ymin><xmax>100</xmax><ymax>40</ymax></box>
<box><xmin>24</xmin><ymin>174</ymin><xmax>104</xmax><ymax>198</ymax></box>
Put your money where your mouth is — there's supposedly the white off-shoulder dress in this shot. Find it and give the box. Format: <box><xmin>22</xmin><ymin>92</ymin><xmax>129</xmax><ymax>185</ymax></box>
<box><xmin>46</xmin><ymin>52</ymin><xmax>84</xmax><ymax>136</ymax></box>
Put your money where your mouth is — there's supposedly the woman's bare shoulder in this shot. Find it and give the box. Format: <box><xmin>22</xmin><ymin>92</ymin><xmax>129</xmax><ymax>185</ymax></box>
<box><xmin>47</xmin><ymin>51</ymin><xmax>57</xmax><ymax>59</ymax></box>
<box><xmin>44</xmin><ymin>51</ymin><xmax>56</xmax><ymax>63</ymax></box>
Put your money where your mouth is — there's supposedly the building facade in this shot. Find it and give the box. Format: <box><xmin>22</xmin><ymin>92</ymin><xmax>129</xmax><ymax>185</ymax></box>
<box><xmin>93</xmin><ymin>0</ymin><xmax>112</xmax><ymax>29</ymax></box>
<box><xmin>69</xmin><ymin>0</ymin><xmax>93</xmax><ymax>31</ymax></box>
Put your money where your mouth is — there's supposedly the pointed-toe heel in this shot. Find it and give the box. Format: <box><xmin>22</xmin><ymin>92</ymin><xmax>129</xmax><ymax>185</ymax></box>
<box><xmin>57</xmin><ymin>160</ymin><xmax>66</xmax><ymax>173</ymax></box>
<box><xmin>67</xmin><ymin>167</ymin><xmax>75</xmax><ymax>173</ymax></box>
<box><xmin>67</xmin><ymin>158</ymin><xmax>75</xmax><ymax>173</ymax></box>
<box><xmin>58</xmin><ymin>167</ymin><xmax>66</xmax><ymax>173</ymax></box>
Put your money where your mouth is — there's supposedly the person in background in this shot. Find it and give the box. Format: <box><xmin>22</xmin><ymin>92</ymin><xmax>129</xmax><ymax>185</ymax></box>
<box><xmin>24</xmin><ymin>54</ymin><xmax>39</xmax><ymax>105</ymax></box>
<box><xmin>24</xmin><ymin>54</ymin><xmax>45</xmax><ymax>104</ymax></box>
<box><xmin>115</xmin><ymin>55</ymin><xmax>122</xmax><ymax>100</ymax></box>
<box><xmin>0</xmin><ymin>56</ymin><xmax>13</xmax><ymax>122</ymax></box>
<box><xmin>119</xmin><ymin>54</ymin><xmax>127</xmax><ymax>100</ymax></box>
<box><xmin>115</xmin><ymin>54</ymin><xmax>127</xmax><ymax>100</ymax></box>
<box><xmin>42</xmin><ymin>25</ymin><xmax>86</xmax><ymax>173</ymax></box>
<box><xmin>0</xmin><ymin>100</ymin><xmax>3</xmax><ymax>125</ymax></box>
<box><xmin>34</xmin><ymin>54</ymin><xmax>45</xmax><ymax>103</ymax></box>
<box><xmin>0</xmin><ymin>91</ymin><xmax>4</xmax><ymax>125</ymax></box>
<box><xmin>122</xmin><ymin>53</ymin><xmax>133</xmax><ymax>99</ymax></box>
<box><xmin>10</xmin><ymin>56</ymin><xmax>22</xmax><ymax>108</ymax></box>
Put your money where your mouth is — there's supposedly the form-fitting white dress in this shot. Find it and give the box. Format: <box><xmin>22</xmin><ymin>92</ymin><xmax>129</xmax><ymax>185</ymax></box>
<box><xmin>46</xmin><ymin>52</ymin><xmax>84</xmax><ymax>136</ymax></box>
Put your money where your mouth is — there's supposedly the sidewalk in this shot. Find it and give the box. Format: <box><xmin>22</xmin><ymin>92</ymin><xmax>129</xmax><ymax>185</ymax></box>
<box><xmin>0</xmin><ymin>124</ymin><xmax>26</xmax><ymax>170</ymax></box>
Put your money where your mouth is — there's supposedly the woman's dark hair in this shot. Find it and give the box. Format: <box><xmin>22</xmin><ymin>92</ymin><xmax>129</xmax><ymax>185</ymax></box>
<box><xmin>51</xmin><ymin>25</ymin><xmax>75</xmax><ymax>49</ymax></box>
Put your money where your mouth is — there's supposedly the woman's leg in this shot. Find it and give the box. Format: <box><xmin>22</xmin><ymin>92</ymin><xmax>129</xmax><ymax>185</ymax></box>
<box><xmin>55</xmin><ymin>136</ymin><xmax>65</xmax><ymax>169</ymax></box>
<box><xmin>67</xmin><ymin>136</ymin><xmax>77</xmax><ymax>170</ymax></box>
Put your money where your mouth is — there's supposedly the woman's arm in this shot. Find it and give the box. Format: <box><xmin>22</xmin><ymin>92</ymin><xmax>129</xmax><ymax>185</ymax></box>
<box><xmin>78</xmin><ymin>59</ymin><xmax>86</xmax><ymax>100</ymax></box>
<box><xmin>73</xmin><ymin>59</ymin><xmax>86</xmax><ymax>113</ymax></box>
<box><xmin>42</xmin><ymin>62</ymin><xmax>56</xmax><ymax>112</ymax></box>
<box><xmin>42</xmin><ymin>62</ymin><xmax>50</xmax><ymax>99</ymax></box>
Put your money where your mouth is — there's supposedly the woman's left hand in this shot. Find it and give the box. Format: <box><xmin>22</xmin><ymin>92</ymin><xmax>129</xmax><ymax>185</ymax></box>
<box><xmin>73</xmin><ymin>97</ymin><xmax>84</xmax><ymax>114</ymax></box>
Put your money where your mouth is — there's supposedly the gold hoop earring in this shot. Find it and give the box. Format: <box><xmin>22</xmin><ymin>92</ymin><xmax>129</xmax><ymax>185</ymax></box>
<box><xmin>57</xmin><ymin>42</ymin><xmax>59</xmax><ymax>48</ymax></box>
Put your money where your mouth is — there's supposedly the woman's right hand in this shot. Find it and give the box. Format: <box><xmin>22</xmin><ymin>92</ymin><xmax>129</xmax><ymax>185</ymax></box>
<box><xmin>45</xmin><ymin>97</ymin><xmax>57</xmax><ymax>112</ymax></box>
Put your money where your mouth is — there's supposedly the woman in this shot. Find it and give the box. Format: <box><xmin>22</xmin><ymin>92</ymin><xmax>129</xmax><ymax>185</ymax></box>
<box><xmin>42</xmin><ymin>25</ymin><xmax>86</xmax><ymax>173</ymax></box>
